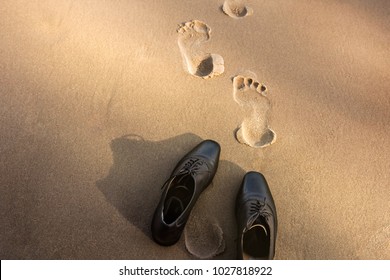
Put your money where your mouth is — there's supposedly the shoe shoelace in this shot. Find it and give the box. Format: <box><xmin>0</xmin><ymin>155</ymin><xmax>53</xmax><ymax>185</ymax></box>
<box><xmin>161</xmin><ymin>158</ymin><xmax>207</xmax><ymax>191</ymax></box>
<box><xmin>178</xmin><ymin>157</ymin><xmax>207</xmax><ymax>176</ymax></box>
<box><xmin>246</xmin><ymin>198</ymin><xmax>273</xmax><ymax>230</ymax></box>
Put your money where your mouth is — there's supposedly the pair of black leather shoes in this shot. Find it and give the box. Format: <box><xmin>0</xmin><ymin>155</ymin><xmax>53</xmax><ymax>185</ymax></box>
<box><xmin>151</xmin><ymin>140</ymin><xmax>277</xmax><ymax>259</ymax></box>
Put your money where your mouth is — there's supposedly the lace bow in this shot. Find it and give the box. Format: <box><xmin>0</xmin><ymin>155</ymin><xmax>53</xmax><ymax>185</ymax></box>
<box><xmin>246</xmin><ymin>198</ymin><xmax>273</xmax><ymax>230</ymax></box>
<box><xmin>178</xmin><ymin>158</ymin><xmax>206</xmax><ymax>176</ymax></box>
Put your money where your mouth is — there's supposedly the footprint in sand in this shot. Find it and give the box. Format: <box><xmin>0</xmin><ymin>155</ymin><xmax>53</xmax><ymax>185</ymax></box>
<box><xmin>232</xmin><ymin>74</ymin><xmax>276</xmax><ymax>148</ymax></box>
<box><xmin>177</xmin><ymin>20</ymin><xmax>224</xmax><ymax>79</ymax></box>
<box><xmin>184</xmin><ymin>216</ymin><xmax>225</xmax><ymax>259</ymax></box>
<box><xmin>222</xmin><ymin>0</ymin><xmax>253</xmax><ymax>19</ymax></box>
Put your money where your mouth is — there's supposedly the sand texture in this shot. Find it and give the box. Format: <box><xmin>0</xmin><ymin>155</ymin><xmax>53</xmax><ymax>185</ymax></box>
<box><xmin>0</xmin><ymin>0</ymin><xmax>389</xmax><ymax>259</ymax></box>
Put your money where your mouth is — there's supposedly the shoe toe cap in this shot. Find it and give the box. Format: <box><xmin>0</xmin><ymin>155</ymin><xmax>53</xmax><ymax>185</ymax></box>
<box><xmin>242</xmin><ymin>171</ymin><xmax>266</xmax><ymax>189</ymax></box>
<box><xmin>192</xmin><ymin>140</ymin><xmax>221</xmax><ymax>162</ymax></box>
<box><xmin>240</xmin><ymin>171</ymin><xmax>274</xmax><ymax>202</ymax></box>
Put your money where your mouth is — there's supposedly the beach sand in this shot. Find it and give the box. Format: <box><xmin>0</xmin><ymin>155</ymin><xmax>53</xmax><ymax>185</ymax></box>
<box><xmin>0</xmin><ymin>0</ymin><xmax>389</xmax><ymax>259</ymax></box>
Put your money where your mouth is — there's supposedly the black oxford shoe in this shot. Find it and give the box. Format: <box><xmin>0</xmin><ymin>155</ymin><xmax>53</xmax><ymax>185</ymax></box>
<box><xmin>151</xmin><ymin>140</ymin><xmax>220</xmax><ymax>246</ymax></box>
<box><xmin>236</xmin><ymin>172</ymin><xmax>277</xmax><ymax>259</ymax></box>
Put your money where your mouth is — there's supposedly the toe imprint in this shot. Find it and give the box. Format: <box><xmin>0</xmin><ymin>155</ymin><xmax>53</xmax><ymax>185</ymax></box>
<box><xmin>233</xmin><ymin>75</ymin><xmax>246</xmax><ymax>90</ymax></box>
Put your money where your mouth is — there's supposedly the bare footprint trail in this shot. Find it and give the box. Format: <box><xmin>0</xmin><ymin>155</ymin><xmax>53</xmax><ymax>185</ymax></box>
<box><xmin>177</xmin><ymin>20</ymin><xmax>224</xmax><ymax>79</ymax></box>
<box><xmin>233</xmin><ymin>74</ymin><xmax>276</xmax><ymax>148</ymax></box>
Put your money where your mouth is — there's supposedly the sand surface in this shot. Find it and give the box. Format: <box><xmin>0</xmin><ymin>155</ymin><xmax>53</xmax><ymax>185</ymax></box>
<box><xmin>1</xmin><ymin>0</ymin><xmax>389</xmax><ymax>259</ymax></box>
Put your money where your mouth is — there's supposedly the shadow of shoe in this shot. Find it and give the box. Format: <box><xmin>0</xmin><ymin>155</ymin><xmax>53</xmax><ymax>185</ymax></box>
<box><xmin>97</xmin><ymin>133</ymin><xmax>246</xmax><ymax>259</ymax></box>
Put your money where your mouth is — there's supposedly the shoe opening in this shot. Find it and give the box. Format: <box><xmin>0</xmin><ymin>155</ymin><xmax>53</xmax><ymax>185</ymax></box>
<box><xmin>242</xmin><ymin>222</ymin><xmax>270</xmax><ymax>260</ymax></box>
<box><xmin>163</xmin><ymin>175</ymin><xmax>194</xmax><ymax>224</ymax></box>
